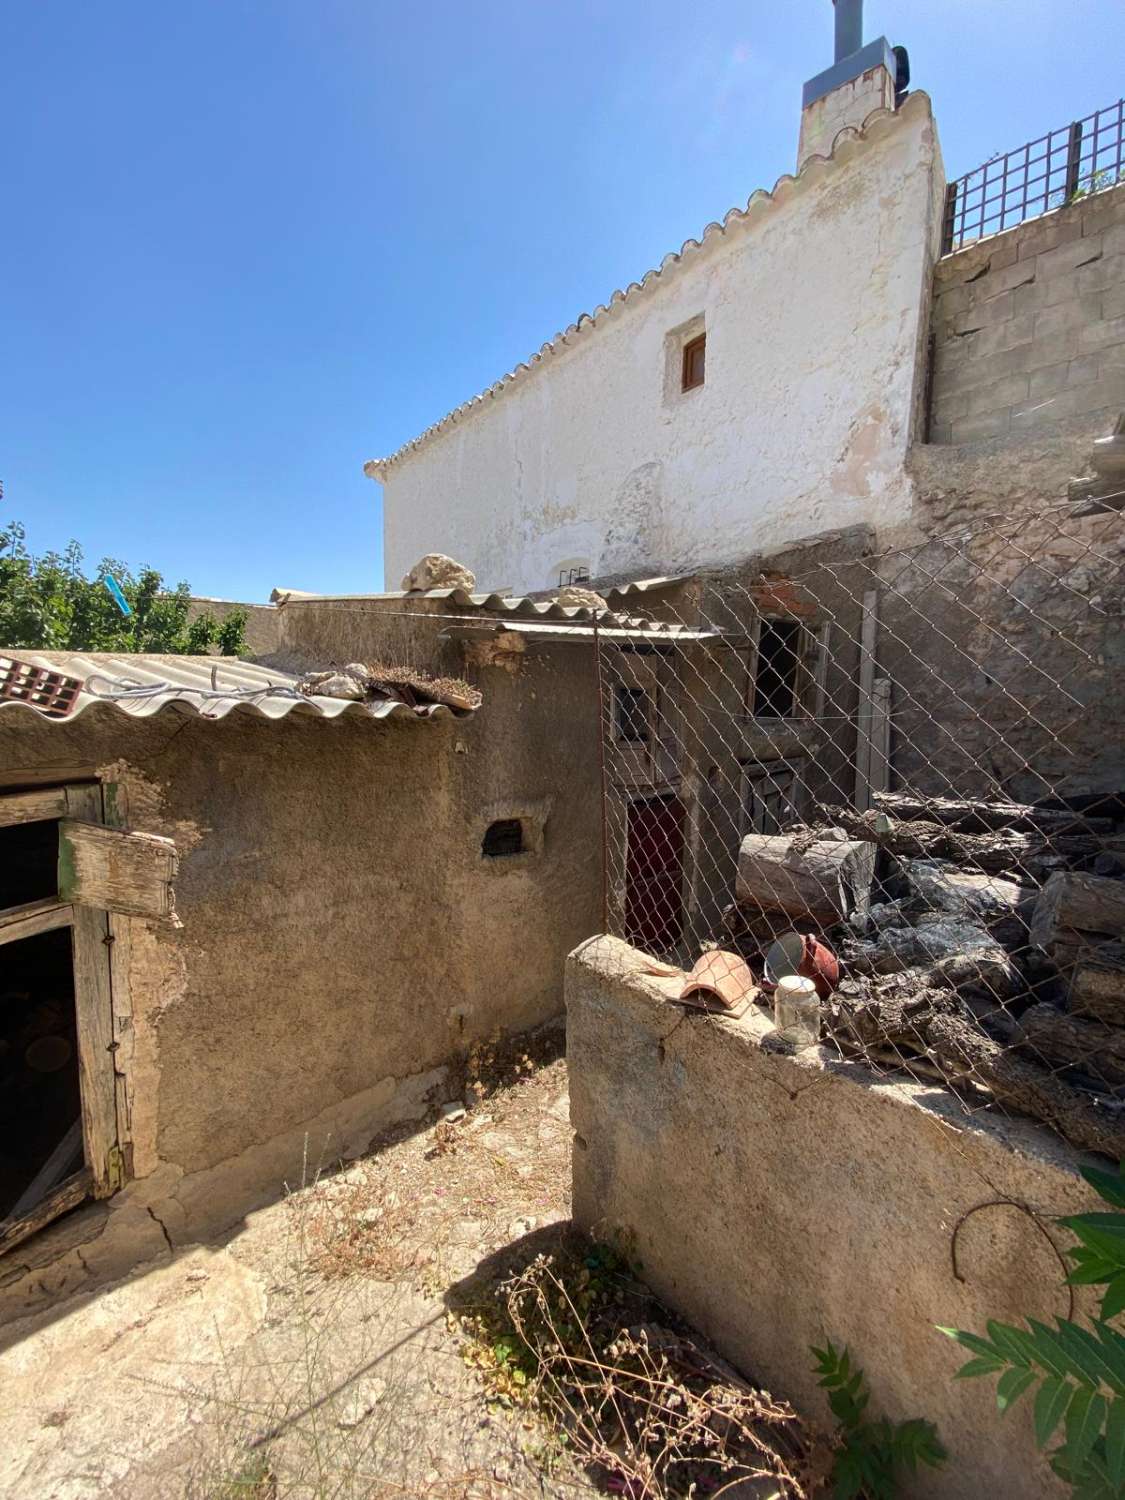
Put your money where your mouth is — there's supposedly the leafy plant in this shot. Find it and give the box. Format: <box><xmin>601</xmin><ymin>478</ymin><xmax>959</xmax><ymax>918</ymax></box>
<box><xmin>811</xmin><ymin>1341</ymin><xmax>946</xmax><ymax>1498</ymax></box>
<box><xmin>0</xmin><ymin>519</ymin><xmax>246</xmax><ymax>655</ymax></box>
<box><xmin>942</xmin><ymin>1160</ymin><xmax>1125</xmax><ymax>1498</ymax></box>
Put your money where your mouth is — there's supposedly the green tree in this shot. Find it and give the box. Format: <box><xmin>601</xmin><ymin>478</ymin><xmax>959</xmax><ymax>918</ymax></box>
<box><xmin>0</xmin><ymin>521</ymin><xmax>246</xmax><ymax>656</ymax></box>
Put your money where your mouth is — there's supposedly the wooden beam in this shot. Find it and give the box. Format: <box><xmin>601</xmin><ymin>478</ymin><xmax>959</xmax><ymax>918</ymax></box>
<box><xmin>58</xmin><ymin>819</ymin><xmax>177</xmax><ymax>920</ymax></box>
<box><xmin>0</xmin><ymin>786</ymin><xmax>70</xmax><ymax>827</ymax></box>
<box><xmin>869</xmin><ymin>677</ymin><xmax>891</xmax><ymax>798</ymax></box>
<box><xmin>853</xmin><ymin>590</ymin><xmax>878</xmax><ymax>812</ymax></box>
<box><xmin>0</xmin><ymin>899</ymin><xmax>73</xmax><ymax>947</ymax></box>
<box><xmin>0</xmin><ymin>1170</ymin><xmax>91</xmax><ymax>1258</ymax></box>
<box><xmin>66</xmin><ymin>787</ymin><xmax>120</xmax><ymax>1198</ymax></box>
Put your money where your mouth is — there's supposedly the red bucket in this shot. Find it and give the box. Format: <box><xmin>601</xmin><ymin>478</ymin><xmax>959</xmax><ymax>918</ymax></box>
<box><xmin>763</xmin><ymin>931</ymin><xmax>839</xmax><ymax>1000</ymax></box>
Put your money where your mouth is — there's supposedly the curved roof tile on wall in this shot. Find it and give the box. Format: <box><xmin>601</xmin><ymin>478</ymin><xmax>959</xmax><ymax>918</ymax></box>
<box><xmin>0</xmin><ymin>653</ymin><xmax>475</xmax><ymax>725</ymax></box>
<box><xmin>363</xmin><ymin>93</ymin><xmax>932</xmax><ymax>480</ymax></box>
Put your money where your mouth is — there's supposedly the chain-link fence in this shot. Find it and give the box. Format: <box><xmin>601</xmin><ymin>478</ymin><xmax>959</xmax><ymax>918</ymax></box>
<box><xmin>594</xmin><ymin>499</ymin><xmax>1125</xmax><ymax>1159</ymax></box>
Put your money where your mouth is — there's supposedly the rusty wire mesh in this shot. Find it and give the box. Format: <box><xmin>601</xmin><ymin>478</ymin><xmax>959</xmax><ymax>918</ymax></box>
<box><xmin>594</xmin><ymin>499</ymin><xmax>1125</xmax><ymax>1159</ymax></box>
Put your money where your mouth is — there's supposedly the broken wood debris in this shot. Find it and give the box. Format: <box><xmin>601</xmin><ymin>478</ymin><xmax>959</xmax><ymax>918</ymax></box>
<box><xmin>725</xmin><ymin>788</ymin><xmax>1125</xmax><ymax>1155</ymax></box>
<box><xmin>298</xmin><ymin>661</ymin><xmax>482</xmax><ymax>713</ymax></box>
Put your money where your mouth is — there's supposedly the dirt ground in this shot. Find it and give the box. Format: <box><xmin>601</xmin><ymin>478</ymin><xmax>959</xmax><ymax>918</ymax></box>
<box><xmin>0</xmin><ymin>1029</ymin><xmax>593</xmax><ymax>1500</ymax></box>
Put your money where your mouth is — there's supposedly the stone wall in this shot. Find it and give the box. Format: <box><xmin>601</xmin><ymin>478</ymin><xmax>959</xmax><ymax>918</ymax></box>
<box><xmin>567</xmin><ymin>935</ymin><xmax>1101</xmax><ymax>1500</ymax></box>
<box><xmin>929</xmin><ymin>184</ymin><xmax>1125</xmax><ymax>445</ymax></box>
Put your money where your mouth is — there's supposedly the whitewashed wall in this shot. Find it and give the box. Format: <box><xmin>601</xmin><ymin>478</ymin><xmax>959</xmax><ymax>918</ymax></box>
<box><xmin>375</xmin><ymin>94</ymin><xmax>943</xmax><ymax>595</ymax></box>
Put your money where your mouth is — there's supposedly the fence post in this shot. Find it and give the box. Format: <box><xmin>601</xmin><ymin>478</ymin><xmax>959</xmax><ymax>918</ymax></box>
<box><xmin>941</xmin><ymin>181</ymin><xmax>958</xmax><ymax>255</ymax></box>
<box><xmin>1065</xmin><ymin>119</ymin><xmax>1084</xmax><ymax>201</ymax></box>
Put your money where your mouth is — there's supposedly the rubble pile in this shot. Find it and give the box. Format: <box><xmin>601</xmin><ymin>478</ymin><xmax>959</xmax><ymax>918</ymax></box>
<box><xmin>730</xmin><ymin>791</ymin><xmax>1125</xmax><ymax>1156</ymax></box>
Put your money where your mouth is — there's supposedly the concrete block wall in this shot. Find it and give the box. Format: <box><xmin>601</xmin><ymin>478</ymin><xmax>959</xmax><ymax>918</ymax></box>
<box><xmin>929</xmin><ymin>183</ymin><xmax>1125</xmax><ymax>445</ymax></box>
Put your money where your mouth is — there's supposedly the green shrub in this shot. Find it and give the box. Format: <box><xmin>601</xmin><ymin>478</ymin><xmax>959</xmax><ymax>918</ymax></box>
<box><xmin>811</xmin><ymin>1341</ymin><xmax>946</xmax><ymax>1498</ymax></box>
<box><xmin>942</xmin><ymin>1160</ymin><xmax>1125</xmax><ymax>1498</ymax></box>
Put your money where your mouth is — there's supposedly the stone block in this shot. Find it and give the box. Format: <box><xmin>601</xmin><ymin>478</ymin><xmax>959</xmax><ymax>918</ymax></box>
<box><xmin>1027</xmin><ymin>362</ymin><xmax>1069</xmax><ymax>402</ymax></box>
<box><xmin>1066</xmin><ymin>352</ymin><xmax>1103</xmax><ymax>388</ymax></box>
<box><xmin>1079</xmin><ymin>315</ymin><xmax>1125</xmax><ymax>353</ymax></box>
<box><xmin>962</xmin><ymin>371</ymin><xmax>1030</xmax><ymax>415</ymax></box>
<box><xmin>1023</xmin><ymin>326</ymin><xmax>1083</xmax><ymax>369</ymax></box>
<box><xmin>975</xmin><ymin>259</ymin><xmax>1038</xmax><ymax>299</ymax></box>
<box><xmin>930</xmin><ymin>388</ymin><xmax>970</xmax><ymax>424</ymax></box>
<box><xmin>1103</xmin><ymin>222</ymin><xmax>1125</xmax><ymax>259</ymax></box>
<box><xmin>1074</xmin><ymin>251</ymin><xmax>1125</xmax><ymax>298</ymax></box>
<box><xmin>1034</xmin><ymin>294</ymin><xmax>1105</xmax><ymax>341</ymax></box>
<box><xmin>970</xmin><ymin>312</ymin><xmax>1036</xmax><ymax>358</ymax></box>
<box><xmin>1035</xmin><ymin>232</ymin><xmax>1104</xmax><ymax>280</ymax></box>
<box><xmin>951</xmin><ymin>289</ymin><xmax>1014</xmax><ymax>333</ymax></box>
<box><xmin>1011</xmin><ymin>371</ymin><xmax>1125</xmax><ymax>429</ymax></box>
<box><xmin>951</xmin><ymin>407</ymin><xmax>1012</xmax><ymax>444</ymax></box>
<box><xmin>1081</xmin><ymin>185</ymin><xmax>1125</xmax><ymax>238</ymax></box>
<box><xmin>1103</xmin><ymin>283</ymin><xmax>1125</xmax><ymax>321</ymax></box>
<box><xmin>935</xmin><ymin>342</ymin><xmax>1040</xmax><ymax>396</ymax></box>
<box><xmin>1016</xmin><ymin>209</ymin><xmax>1084</xmax><ymax>261</ymax></box>
<box><xmin>1100</xmin><ymin>342</ymin><xmax>1125</xmax><ymax>371</ymax></box>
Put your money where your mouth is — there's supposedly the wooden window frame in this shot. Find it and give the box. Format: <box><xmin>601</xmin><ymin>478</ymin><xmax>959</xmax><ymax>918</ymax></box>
<box><xmin>681</xmin><ymin>333</ymin><xmax>706</xmax><ymax>392</ymax></box>
<box><xmin>0</xmin><ymin>783</ymin><xmax>121</xmax><ymax>1257</ymax></box>
<box><xmin>744</xmin><ymin>618</ymin><xmax>831</xmax><ymax>721</ymax></box>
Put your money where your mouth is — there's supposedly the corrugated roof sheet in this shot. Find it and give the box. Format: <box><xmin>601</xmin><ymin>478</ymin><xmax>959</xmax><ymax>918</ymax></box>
<box><xmin>362</xmin><ymin>95</ymin><xmax>930</xmax><ymax>479</ymax></box>
<box><xmin>0</xmin><ymin>654</ymin><xmax>475</xmax><ymax>725</ymax></box>
<box><xmin>275</xmin><ymin>586</ymin><xmax>690</xmax><ymax>631</ymax></box>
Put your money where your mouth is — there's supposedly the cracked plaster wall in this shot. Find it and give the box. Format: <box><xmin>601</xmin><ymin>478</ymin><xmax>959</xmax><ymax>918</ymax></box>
<box><xmin>380</xmin><ymin>99</ymin><xmax>942</xmax><ymax>595</ymax></box>
<box><xmin>0</xmin><ymin>671</ymin><xmax>599</xmax><ymax>1309</ymax></box>
<box><xmin>567</xmin><ymin>934</ymin><xmax>1101</xmax><ymax>1499</ymax></box>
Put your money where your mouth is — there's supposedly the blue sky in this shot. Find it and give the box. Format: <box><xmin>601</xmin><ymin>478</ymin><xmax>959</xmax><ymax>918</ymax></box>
<box><xmin>2</xmin><ymin>1</ymin><xmax>1121</xmax><ymax>601</ymax></box>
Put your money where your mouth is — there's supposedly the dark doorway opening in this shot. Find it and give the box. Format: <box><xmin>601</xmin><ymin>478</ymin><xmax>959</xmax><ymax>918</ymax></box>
<box><xmin>0</xmin><ymin>820</ymin><xmax>59</xmax><ymax>910</ymax></box>
<box><xmin>752</xmin><ymin>620</ymin><xmax>802</xmax><ymax>718</ymax></box>
<box><xmin>0</xmin><ymin>928</ymin><xmax>84</xmax><ymax>1224</ymax></box>
<box><xmin>625</xmin><ymin>794</ymin><xmax>685</xmax><ymax>952</ymax></box>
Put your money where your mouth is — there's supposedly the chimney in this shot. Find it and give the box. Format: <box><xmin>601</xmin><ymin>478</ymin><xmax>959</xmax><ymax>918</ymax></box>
<box><xmin>797</xmin><ymin>0</ymin><xmax>899</xmax><ymax>171</ymax></box>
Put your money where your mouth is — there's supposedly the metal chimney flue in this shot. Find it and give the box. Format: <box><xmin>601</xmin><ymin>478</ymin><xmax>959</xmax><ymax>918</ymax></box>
<box><xmin>833</xmin><ymin>0</ymin><xmax>863</xmax><ymax>62</ymax></box>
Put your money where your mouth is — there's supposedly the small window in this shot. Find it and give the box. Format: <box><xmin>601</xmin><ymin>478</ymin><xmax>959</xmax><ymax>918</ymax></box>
<box><xmin>482</xmin><ymin>819</ymin><xmax>524</xmax><ymax>858</ymax></box>
<box><xmin>615</xmin><ymin>686</ymin><xmax>649</xmax><ymax>743</ymax></box>
<box><xmin>681</xmin><ymin>333</ymin><xmax>706</xmax><ymax>391</ymax></box>
<box><xmin>558</xmin><ymin>565</ymin><xmax>591</xmax><ymax>588</ymax></box>
<box><xmin>752</xmin><ymin>619</ymin><xmax>802</xmax><ymax>718</ymax></box>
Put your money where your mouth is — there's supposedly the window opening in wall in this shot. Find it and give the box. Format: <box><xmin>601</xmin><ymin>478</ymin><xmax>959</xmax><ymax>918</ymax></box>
<box><xmin>558</xmin><ymin>565</ymin><xmax>591</xmax><ymax>588</ymax></box>
<box><xmin>615</xmin><ymin>686</ymin><xmax>650</xmax><ymax>743</ymax></box>
<box><xmin>482</xmin><ymin>818</ymin><xmax>524</xmax><ymax>858</ymax></box>
<box><xmin>681</xmin><ymin>333</ymin><xmax>706</xmax><ymax>391</ymax></box>
<box><xmin>0</xmin><ymin>820</ymin><xmax>59</xmax><ymax>909</ymax></box>
<box><xmin>751</xmin><ymin>619</ymin><xmax>803</xmax><ymax>718</ymax></box>
<box><xmin>0</xmin><ymin>927</ymin><xmax>83</xmax><ymax>1226</ymax></box>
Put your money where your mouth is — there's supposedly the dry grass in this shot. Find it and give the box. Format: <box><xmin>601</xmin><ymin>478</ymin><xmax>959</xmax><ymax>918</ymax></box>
<box><xmin>300</xmin><ymin>1027</ymin><xmax>570</xmax><ymax>1289</ymax></box>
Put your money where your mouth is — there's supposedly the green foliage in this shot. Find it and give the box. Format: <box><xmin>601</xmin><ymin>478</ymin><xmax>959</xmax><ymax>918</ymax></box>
<box><xmin>811</xmin><ymin>1341</ymin><xmax>946</xmax><ymax>1498</ymax></box>
<box><xmin>0</xmin><ymin>520</ymin><xmax>246</xmax><ymax>656</ymax></box>
<box><xmin>942</xmin><ymin>1160</ymin><xmax>1125</xmax><ymax>1498</ymax></box>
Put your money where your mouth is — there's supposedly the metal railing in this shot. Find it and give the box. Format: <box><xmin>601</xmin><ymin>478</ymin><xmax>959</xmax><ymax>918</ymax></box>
<box><xmin>942</xmin><ymin>97</ymin><xmax>1125</xmax><ymax>254</ymax></box>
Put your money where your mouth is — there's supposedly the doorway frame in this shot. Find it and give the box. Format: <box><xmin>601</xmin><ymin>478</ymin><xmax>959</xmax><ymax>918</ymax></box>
<box><xmin>0</xmin><ymin>781</ymin><xmax>120</xmax><ymax>1256</ymax></box>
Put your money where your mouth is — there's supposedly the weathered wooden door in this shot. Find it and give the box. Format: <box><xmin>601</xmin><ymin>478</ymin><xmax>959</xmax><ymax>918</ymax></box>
<box><xmin>624</xmin><ymin>794</ymin><xmax>685</xmax><ymax>951</ymax></box>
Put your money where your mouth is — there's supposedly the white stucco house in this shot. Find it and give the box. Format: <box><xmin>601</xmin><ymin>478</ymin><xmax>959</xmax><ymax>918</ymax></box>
<box><xmin>366</xmin><ymin>11</ymin><xmax>945</xmax><ymax>595</ymax></box>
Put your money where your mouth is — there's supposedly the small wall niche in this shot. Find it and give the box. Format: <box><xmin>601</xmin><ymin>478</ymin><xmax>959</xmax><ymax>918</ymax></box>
<box><xmin>482</xmin><ymin>819</ymin><xmax>524</xmax><ymax>858</ymax></box>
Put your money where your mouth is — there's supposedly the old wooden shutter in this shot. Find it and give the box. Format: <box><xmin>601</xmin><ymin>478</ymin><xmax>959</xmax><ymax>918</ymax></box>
<box><xmin>58</xmin><ymin>820</ymin><xmax>178</xmax><ymax>920</ymax></box>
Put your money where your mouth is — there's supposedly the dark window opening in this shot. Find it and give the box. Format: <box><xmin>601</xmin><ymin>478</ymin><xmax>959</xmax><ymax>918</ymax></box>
<box><xmin>0</xmin><ymin>821</ymin><xmax>58</xmax><ymax>910</ymax></box>
<box><xmin>615</xmin><ymin>686</ymin><xmax>650</xmax><ymax>743</ymax></box>
<box><xmin>752</xmin><ymin>620</ymin><xmax>802</xmax><ymax>718</ymax></box>
<box><xmin>0</xmin><ymin>928</ymin><xmax>83</xmax><ymax>1222</ymax></box>
<box><xmin>682</xmin><ymin>333</ymin><xmax>706</xmax><ymax>391</ymax></box>
<box><xmin>482</xmin><ymin>819</ymin><xmax>524</xmax><ymax>858</ymax></box>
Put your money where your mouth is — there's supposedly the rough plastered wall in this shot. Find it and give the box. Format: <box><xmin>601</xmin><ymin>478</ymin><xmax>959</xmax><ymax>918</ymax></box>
<box><xmin>929</xmin><ymin>183</ymin><xmax>1125</xmax><ymax>445</ymax></box>
<box><xmin>567</xmin><ymin>936</ymin><xmax>1102</xmax><ymax>1500</ymax></box>
<box><xmin>0</xmin><ymin>677</ymin><xmax>599</xmax><ymax>1315</ymax></box>
<box><xmin>375</xmin><ymin>92</ymin><xmax>943</xmax><ymax>596</ymax></box>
